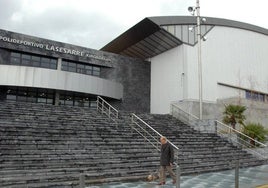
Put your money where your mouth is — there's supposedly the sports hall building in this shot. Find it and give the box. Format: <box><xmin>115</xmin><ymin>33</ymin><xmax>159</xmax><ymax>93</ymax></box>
<box><xmin>1</xmin><ymin>16</ymin><xmax>268</xmax><ymax>120</ymax></box>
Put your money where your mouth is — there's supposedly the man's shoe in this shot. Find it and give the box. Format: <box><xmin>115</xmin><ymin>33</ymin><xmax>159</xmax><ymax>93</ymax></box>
<box><xmin>157</xmin><ymin>182</ymin><xmax>165</xmax><ymax>185</ymax></box>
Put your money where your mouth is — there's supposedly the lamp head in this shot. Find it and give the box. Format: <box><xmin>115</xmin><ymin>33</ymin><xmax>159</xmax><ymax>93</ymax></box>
<box><xmin>188</xmin><ymin>6</ymin><xmax>195</xmax><ymax>12</ymax></box>
<box><xmin>201</xmin><ymin>17</ymin><xmax>207</xmax><ymax>23</ymax></box>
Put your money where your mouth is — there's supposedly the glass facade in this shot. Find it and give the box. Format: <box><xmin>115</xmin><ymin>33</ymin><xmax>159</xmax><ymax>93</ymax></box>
<box><xmin>59</xmin><ymin>91</ymin><xmax>97</xmax><ymax>108</ymax></box>
<box><xmin>9</xmin><ymin>52</ymin><xmax>57</xmax><ymax>69</ymax></box>
<box><xmin>6</xmin><ymin>87</ymin><xmax>55</xmax><ymax>104</ymax></box>
<box><xmin>245</xmin><ymin>90</ymin><xmax>266</xmax><ymax>102</ymax></box>
<box><xmin>1</xmin><ymin>86</ymin><xmax>97</xmax><ymax>108</ymax></box>
<box><xmin>61</xmin><ymin>60</ymin><xmax>101</xmax><ymax>77</ymax></box>
<box><xmin>0</xmin><ymin>49</ymin><xmax>102</xmax><ymax>78</ymax></box>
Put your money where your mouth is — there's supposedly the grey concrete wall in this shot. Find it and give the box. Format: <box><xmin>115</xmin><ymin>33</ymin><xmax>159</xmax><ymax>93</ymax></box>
<box><xmin>174</xmin><ymin>97</ymin><xmax>268</xmax><ymax>129</ymax></box>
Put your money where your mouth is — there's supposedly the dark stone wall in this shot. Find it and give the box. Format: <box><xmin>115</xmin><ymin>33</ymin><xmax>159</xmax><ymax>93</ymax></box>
<box><xmin>0</xmin><ymin>29</ymin><xmax>151</xmax><ymax>112</ymax></box>
<box><xmin>102</xmin><ymin>54</ymin><xmax>151</xmax><ymax>113</ymax></box>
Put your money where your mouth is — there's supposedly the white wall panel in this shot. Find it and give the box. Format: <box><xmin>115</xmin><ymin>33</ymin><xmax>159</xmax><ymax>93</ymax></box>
<box><xmin>186</xmin><ymin>26</ymin><xmax>268</xmax><ymax>102</ymax></box>
<box><xmin>150</xmin><ymin>46</ymin><xmax>185</xmax><ymax>114</ymax></box>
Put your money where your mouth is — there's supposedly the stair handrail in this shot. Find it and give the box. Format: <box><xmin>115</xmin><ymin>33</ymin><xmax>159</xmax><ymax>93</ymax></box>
<box><xmin>131</xmin><ymin>113</ymin><xmax>180</xmax><ymax>162</ymax></box>
<box><xmin>170</xmin><ymin>103</ymin><xmax>199</xmax><ymax>125</ymax></box>
<box><xmin>96</xmin><ymin>96</ymin><xmax>118</xmax><ymax>121</ymax></box>
<box><xmin>215</xmin><ymin>120</ymin><xmax>268</xmax><ymax>159</ymax></box>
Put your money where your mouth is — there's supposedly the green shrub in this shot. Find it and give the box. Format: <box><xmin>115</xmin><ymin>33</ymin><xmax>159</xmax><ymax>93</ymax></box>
<box><xmin>242</xmin><ymin>123</ymin><xmax>268</xmax><ymax>146</ymax></box>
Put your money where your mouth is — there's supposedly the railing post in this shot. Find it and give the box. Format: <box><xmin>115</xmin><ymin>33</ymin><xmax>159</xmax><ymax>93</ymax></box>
<box><xmin>130</xmin><ymin>114</ymin><xmax>134</xmax><ymax>134</ymax></box>
<box><xmin>176</xmin><ymin>164</ymin><xmax>180</xmax><ymax>188</ymax></box>
<box><xmin>96</xmin><ymin>97</ymin><xmax>99</xmax><ymax>111</ymax></box>
<box><xmin>235</xmin><ymin>160</ymin><xmax>239</xmax><ymax>188</ymax></box>
<box><xmin>101</xmin><ymin>100</ymin><xmax>104</xmax><ymax>114</ymax></box>
<box><xmin>215</xmin><ymin>121</ymin><xmax>217</xmax><ymax>134</ymax></box>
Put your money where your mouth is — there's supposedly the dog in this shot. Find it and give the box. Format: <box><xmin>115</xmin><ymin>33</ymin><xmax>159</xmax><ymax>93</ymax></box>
<box><xmin>146</xmin><ymin>170</ymin><xmax>160</xmax><ymax>182</ymax></box>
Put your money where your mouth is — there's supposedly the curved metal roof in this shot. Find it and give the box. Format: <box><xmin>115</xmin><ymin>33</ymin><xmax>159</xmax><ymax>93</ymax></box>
<box><xmin>101</xmin><ymin>16</ymin><xmax>268</xmax><ymax>59</ymax></box>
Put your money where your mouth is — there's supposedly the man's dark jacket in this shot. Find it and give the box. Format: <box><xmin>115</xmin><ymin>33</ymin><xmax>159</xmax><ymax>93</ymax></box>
<box><xmin>160</xmin><ymin>142</ymin><xmax>174</xmax><ymax>166</ymax></box>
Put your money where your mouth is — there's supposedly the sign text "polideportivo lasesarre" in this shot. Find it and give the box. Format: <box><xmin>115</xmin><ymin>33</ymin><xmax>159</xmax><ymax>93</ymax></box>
<box><xmin>0</xmin><ymin>35</ymin><xmax>111</xmax><ymax>62</ymax></box>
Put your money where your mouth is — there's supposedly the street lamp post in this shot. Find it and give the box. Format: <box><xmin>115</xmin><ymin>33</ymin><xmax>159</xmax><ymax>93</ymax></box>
<box><xmin>196</xmin><ymin>0</ymin><xmax>203</xmax><ymax>120</ymax></box>
<box><xmin>188</xmin><ymin>0</ymin><xmax>203</xmax><ymax>120</ymax></box>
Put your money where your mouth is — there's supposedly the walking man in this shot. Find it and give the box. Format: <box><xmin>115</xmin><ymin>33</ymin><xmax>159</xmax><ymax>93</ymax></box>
<box><xmin>158</xmin><ymin>136</ymin><xmax>176</xmax><ymax>185</ymax></box>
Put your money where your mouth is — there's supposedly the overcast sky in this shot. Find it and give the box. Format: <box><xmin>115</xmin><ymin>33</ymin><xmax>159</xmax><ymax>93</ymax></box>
<box><xmin>0</xmin><ymin>0</ymin><xmax>267</xmax><ymax>50</ymax></box>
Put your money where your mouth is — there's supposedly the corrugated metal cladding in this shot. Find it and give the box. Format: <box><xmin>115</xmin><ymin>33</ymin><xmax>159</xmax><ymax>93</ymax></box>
<box><xmin>120</xmin><ymin>29</ymin><xmax>182</xmax><ymax>59</ymax></box>
<box><xmin>101</xmin><ymin>18</ymin><xmax>182</xmax><ymax>60</ymax></box>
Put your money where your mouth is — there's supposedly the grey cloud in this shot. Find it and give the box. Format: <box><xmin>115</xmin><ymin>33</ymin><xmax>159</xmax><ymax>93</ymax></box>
<box><xmin>0</xmin><ymin>0</ymin><xmax>23</xmax><ymax>27</ymax></box>
<box><xmin>0</xmin><ymin>1</ymin><xmax>124</xmax><ymax>49</ymax></box>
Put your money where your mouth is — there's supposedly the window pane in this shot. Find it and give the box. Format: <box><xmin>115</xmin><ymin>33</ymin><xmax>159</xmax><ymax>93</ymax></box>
<box><xmin>68</xmin><ymin>67</ymin><xmax>76</xmax><ymax>72</ymax></box>
<box><xmin>93</xmin><ymin>71</ymin><xmax>100</xmax><ymax>76</ymax></box>
<box><xmin>6</xmin><ymin>94</ymin><xmax>16</xmax><ymax>100</ymax></box>
<box><xmin>41</xmin><ymin>57</ymin><xmax>50</xmax><ymax>63</ymax></box>
<box><xmin>32</xmin><ymin>56</ymin><xmax>41</xmax><ymax>67</ymax></box>
<box><xmin>17</xmin><ymin>90</ymin><xmax>27</xmax><ymax>102</ymax></box>
<box><xmin>61</xmin><ymin>61</ymin><xmax>68</xmax><ymax>71</ymax></box>
<box><xmin>10</xmin><ymin>53</ymin><xmax>21</xmax><ymax>65</ymax></box>
<box><xmin>93</xmin><ymin>67</ymin><xmax>100</xmax><ymax>76</ymax></box>
<box><xmin>32</xmin><ymin>61</ymin><xmax>40</xmax><ymax>67</ymax></box>
<box><xmin>50</xmin><ymin>59</ymin><xmax>57</xmax><ymax>69</ymax></box>
<box><xmin>47</xmin><ymin>98</ymin><xmax>53</xmax><ymax>104</ymax></box>
<box><xmin>32</xmin><ymin>56</ymin><xmax>41</xmax><ymax>61</ymax></box>
<box><xmin>10</xmin><ymin>57</ymin><xmax>21</xmax><ymax>65</ymax></box>
<box><xmin>85</xmin><ymin>65</ymin><xmax>93</xmax><ymax>75</ymax></box>
<box><xmin>77</xmin><ymin>64</ymin><xmax>85</xmax><ymax>74</ymax></box>
<box><xmin>68</xmin><ymin>62</ymin><xmax>76</xmax><ymax>72</ymax></box>
<box><xmin>50</xmin><ymin>63</ymin><xmax>57</xmax><ymax>69</ymax></box>
<box><xmin>65</xmin><ymin>99</ymin><xmax>73</xmax><ymax>106</ymax></box>
<box><xmin>21</xmin><ymin>54</ymin><xmax>31</xmax><ymax>66</ymax></box>
<box><xmin>38</xmin><ymin>98</ymin><xmax>46</xmax><ymax>103</ymax></box>
<box><xmin>6</xmin><ymin>88</ymin><xmax>17</xmax><ymax>101</ymax></box>
<box><xmin>22</xmin><ymin>54</ymin><xmax>31</xmax><ymax>60</ymax></box>
<box><xmin>41</xmin><ymin>62</ymin><xmax>50</xmax><ymax>68</ymax></box>
<box><xmin>11</xmin><ymin>52</ymin><xmax>20</xmax><ymax>58</ymax></box>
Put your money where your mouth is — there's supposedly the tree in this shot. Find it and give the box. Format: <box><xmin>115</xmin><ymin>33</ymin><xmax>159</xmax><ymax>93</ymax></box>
<box><xmin>223</xmin><ymin>104</ymin><xmax>246</xmax><ymax>129</ymax></box>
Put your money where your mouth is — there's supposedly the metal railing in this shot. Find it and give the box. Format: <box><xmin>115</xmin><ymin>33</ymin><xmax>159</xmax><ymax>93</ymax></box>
<box><xmin>130</xmin><ymin>113</ymin><xmax>181</xmax><ymax>187</ymax></box>
<box><xmin>170</xmin><ymin>103</ymin><xmax>268</xmax><ymax>159</ymax></box>
<box><xmin>96</xmin><ymin>96</ymin><xmax>118</xmax><ymax>121</ymax></box>
<box><xmin>215</xmin><ymin>120</ymin><xmax>268</xmax><ymax>159</ymax></box>
<box><xmin>170</xmin><ymin>103</ymin><xmax>199</xmax><ymax>126</ymax></box>
<box><xmin>131</xmin><ymin>113</ymin><xmax>180</xmax><ymax>161</ymax></box>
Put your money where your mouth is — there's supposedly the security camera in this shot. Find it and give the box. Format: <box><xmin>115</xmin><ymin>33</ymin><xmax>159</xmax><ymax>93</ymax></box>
<box><xmin>201</xmin><ymin>17</ymin><xmax>207</xmax><ymax>22</ymax></box>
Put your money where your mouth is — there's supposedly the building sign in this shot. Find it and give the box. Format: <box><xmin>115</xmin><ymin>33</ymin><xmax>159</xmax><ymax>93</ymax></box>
<box><xmin>0</xmin><ymin>35</ymin><xmax>111</xmax><ymax>62</ymax></box>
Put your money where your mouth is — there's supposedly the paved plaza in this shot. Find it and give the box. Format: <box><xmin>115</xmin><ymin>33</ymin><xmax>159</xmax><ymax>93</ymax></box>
<box><xmin>88</xmin><ymin>164</ymin><xmax>268</xmax><ymax>188</ymax></box>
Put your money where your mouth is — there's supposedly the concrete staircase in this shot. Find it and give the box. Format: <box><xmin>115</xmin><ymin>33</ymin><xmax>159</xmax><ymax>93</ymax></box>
<box><xmin>0</xmin><ymin>101</ymin><xmax>267</xmax><ymax>187</ymax></box>
<box><xmin>0</xmin><ymin>102</ymin><xmax>158</xmax><ymax>188</ymax></box>
<box><xmin>136</xmin><ymin>113</ymin><xmax>268</xmax><ymax>174</ymax></box>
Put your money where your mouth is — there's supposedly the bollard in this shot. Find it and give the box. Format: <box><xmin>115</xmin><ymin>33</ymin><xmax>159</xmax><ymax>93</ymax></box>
<box><xmin>235</xmin><ymin>160</ymin><xmax>239</xmax><ymax>188</ymax></box>
<box><xmin>176</xmin><ymin>164</ymin><xmax>181</xmax><ymax>188</ymax></box>
<box><xmin>79</xmin><ymin>174</ymin><xmax>85</xmax><ymax>188</ymax></box>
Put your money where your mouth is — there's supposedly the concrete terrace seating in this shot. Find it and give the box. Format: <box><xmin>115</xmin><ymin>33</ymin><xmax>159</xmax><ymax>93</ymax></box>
<box><xmin>0</xmin><ymin>102</ymin><xmax>159</xmax><ymax>188</ymax></box>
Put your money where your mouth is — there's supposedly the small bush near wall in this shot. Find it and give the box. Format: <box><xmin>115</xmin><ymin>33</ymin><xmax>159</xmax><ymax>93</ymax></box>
<box><xmin>242</xmin><ymin>123</ymin><xmax>268</xmax><ymax>146</ymax></box>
